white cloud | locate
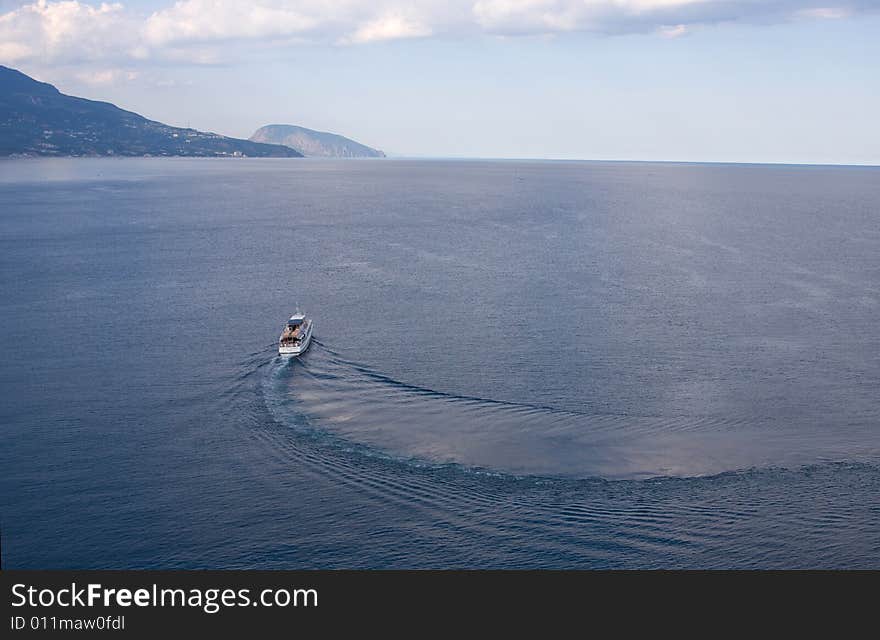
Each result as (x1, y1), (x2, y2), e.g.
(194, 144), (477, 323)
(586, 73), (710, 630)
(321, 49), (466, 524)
(346, 13), (432, 44)
(471, 0), (713, 34)
(143, 1), (323, 46)
(74, 67), (138, 84)
(658, 23), (689, 38)
(0, 40), (31, 60)
(1, 0), (878, 68)
(0, 0), (136, 62)
(143, 1), (447, 46)
(797, 6), (853, 19)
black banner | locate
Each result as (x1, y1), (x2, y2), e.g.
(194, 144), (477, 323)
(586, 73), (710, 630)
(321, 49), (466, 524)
(1, 569), (875, 635)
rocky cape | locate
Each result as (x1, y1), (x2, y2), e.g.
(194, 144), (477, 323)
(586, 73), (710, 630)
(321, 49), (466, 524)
(250, 124), (384, 158)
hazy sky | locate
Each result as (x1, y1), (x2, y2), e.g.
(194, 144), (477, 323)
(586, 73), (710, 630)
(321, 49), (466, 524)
(2, 1), (879, 164)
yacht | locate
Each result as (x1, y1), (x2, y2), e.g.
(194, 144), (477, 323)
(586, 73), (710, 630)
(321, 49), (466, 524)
(279, 312), (313, 356)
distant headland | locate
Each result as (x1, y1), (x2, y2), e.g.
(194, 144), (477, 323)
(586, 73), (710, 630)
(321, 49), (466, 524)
(250, 124), (384, 158)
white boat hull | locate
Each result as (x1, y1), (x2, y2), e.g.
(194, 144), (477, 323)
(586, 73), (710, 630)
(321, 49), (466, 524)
(279, 320), (313, 356)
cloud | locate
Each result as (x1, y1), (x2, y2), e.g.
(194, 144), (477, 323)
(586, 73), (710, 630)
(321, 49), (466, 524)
(74, 67), (138, 84)
(345, 13), (433, 44)
(470, 0), (874, 35)
(470, 0), (709, 34)
(143, 1), (445, 46)
(658, 23), (689, 38)
(0, 0), (136, 63)
(797, 6), (853, 19)
(143, 1), (324, 46)
(1, 0), (878, 68)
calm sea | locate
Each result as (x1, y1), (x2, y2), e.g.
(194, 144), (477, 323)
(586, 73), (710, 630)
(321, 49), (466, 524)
(1, 158), (878, 568)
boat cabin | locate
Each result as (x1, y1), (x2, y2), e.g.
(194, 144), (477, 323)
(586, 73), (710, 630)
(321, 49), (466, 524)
(281, 314), (306, 343)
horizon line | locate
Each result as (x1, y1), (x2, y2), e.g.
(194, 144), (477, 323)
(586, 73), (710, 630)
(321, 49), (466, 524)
(3, 155), (879, 168)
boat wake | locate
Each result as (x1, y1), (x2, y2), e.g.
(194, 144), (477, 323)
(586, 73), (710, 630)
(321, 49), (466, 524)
(240, 341), (880, 569)
(261, 341), (879, 480)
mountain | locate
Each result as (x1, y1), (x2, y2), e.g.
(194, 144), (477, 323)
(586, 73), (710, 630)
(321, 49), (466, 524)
(250, 124), (384, 158)
(0, 66), (301, 158)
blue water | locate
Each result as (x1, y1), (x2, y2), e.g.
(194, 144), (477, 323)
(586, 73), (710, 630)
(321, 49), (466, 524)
(1, 158), (879, 568)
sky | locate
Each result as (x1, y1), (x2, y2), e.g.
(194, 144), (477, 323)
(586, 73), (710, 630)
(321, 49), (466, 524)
(1, 1), (879, 164)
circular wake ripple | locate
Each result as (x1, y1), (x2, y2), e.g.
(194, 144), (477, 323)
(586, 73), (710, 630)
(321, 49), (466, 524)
(263, 341), (880, 480)
(240, 342), (880, 568)
(251, 371), (880, 567)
